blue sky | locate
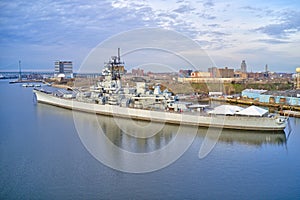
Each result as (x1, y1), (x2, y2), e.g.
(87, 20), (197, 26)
(0, 0), (299, 72)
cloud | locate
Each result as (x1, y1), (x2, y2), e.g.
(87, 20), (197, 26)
(195, 12), (217, 20)
(255, 10), (300, 38)
(240, 6), (262, 12)
(207, 24), (220, 28)
(173, 4), (195, 13)
(203, 0), (214, 8)
(0, 0), (157, 47)
(255, 39), (291, 44)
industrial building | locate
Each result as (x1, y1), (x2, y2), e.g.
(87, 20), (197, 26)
(241, 89), (267, 100)
(241, 89), (300, 106)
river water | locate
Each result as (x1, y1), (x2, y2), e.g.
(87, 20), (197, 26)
(0, 80), (299, 199)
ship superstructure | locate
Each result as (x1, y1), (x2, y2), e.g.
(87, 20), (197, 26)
(84, 48), (184, 111)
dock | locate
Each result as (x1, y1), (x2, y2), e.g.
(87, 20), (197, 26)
(279, 110), (300, 118)
(9, 79), (44, 84)
(210, 97), (300, 117)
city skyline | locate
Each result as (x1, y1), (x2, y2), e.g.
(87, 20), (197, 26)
(0, 0), (299, 73)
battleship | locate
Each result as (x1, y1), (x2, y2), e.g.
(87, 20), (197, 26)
(33, 49), (288, 131)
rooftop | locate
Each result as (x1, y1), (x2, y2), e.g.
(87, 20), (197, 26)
(242, 89), (268, 94)
(265, 89), (300, 97)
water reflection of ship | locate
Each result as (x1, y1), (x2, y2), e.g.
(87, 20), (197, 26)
(87, 113), (287, 150)
(36, 102), (287, 164)
(197, 128), (286, 146)
(96, 114), (177, 153)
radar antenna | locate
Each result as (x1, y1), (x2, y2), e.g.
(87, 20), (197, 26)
(104, 48), (125, 80)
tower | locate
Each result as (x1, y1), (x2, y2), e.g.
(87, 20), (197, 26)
(296, 68), (300, 89)
(241, 60), (247, 73)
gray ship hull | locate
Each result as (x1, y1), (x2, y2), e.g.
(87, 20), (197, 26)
(34, 90), (287, 131)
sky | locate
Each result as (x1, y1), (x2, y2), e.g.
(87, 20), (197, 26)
(0, 0), (299, 73)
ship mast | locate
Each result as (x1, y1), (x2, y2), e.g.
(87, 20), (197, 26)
(118, 47), (121, 63)
(109, 48), (124, 81)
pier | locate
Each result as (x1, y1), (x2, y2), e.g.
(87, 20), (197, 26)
(210, 97), (300, 117)
(9, 79), (44, 84)
(279, 110), (300, 118)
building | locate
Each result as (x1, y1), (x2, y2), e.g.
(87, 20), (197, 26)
(242, 88), (300, 106)
(247, 72), (265, 80)
(132, 68), (144, 76)
(234, 71), (247, 79)
(191, 71), (211, 78)
(208, 67), (234, 78)
(241, 89), (267, 100)
(208, 67), (220, 78)
(54, 61), (73, 78)
(260, 90), (300, 106)
(219, 67), (234, 78)
(240, 60), (247, 73)
(179, 69), (193, 77)
(177, 77), (235, 83)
